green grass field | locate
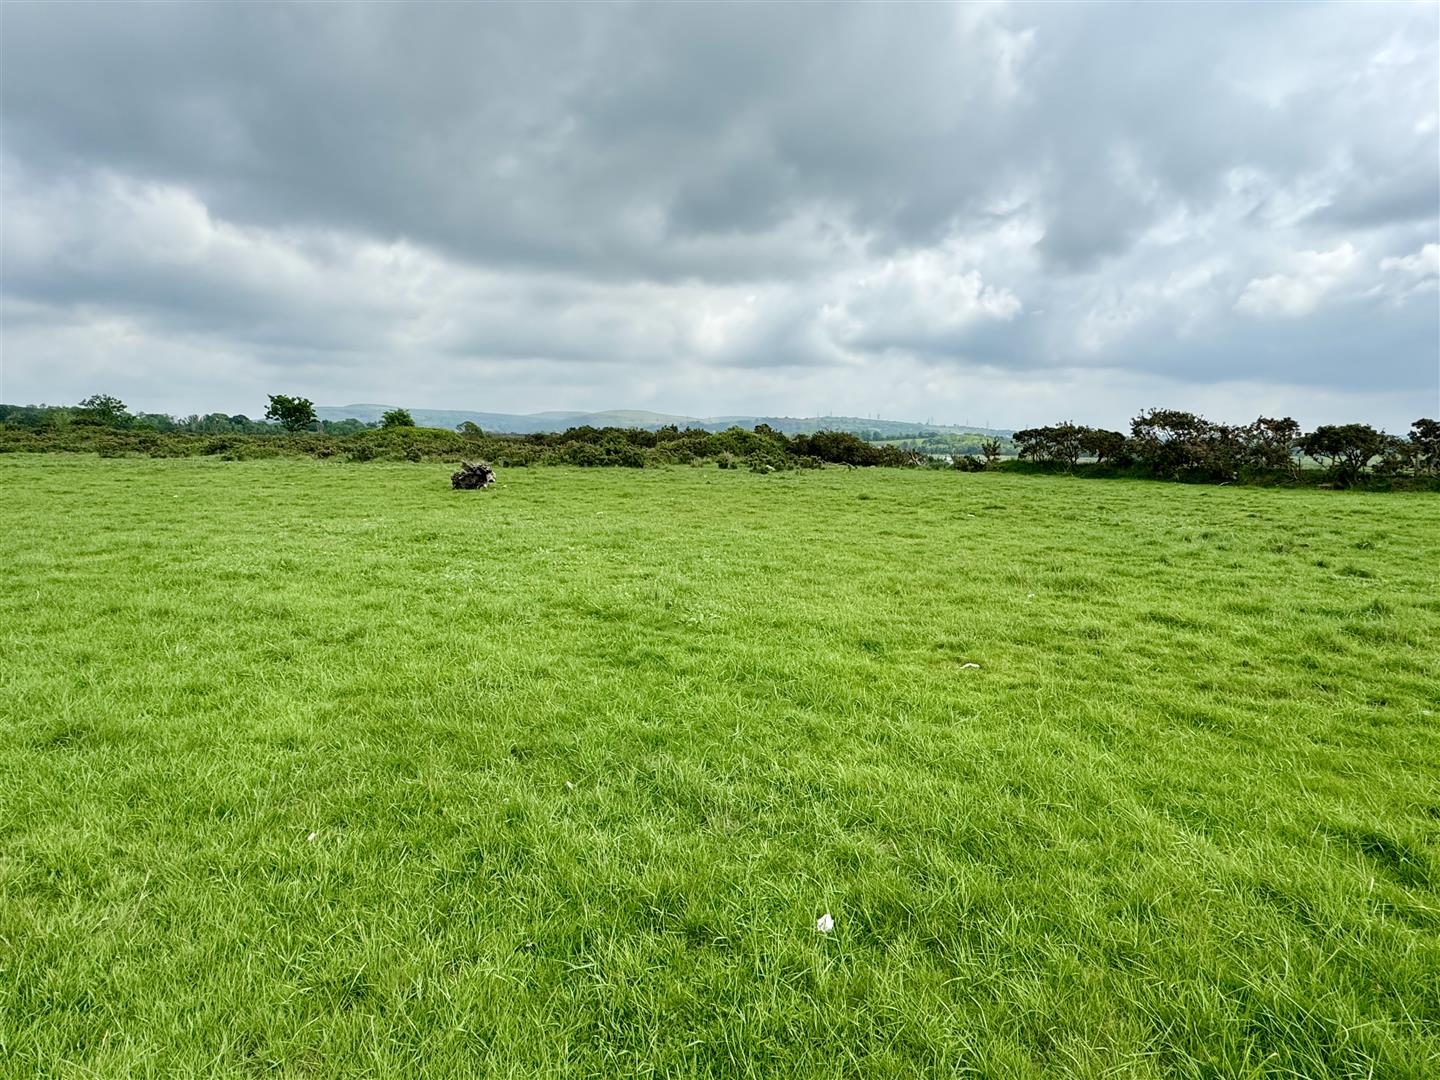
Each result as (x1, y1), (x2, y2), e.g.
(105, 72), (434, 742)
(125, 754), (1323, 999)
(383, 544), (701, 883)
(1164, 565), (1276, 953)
(3, 456), (1437, 1078)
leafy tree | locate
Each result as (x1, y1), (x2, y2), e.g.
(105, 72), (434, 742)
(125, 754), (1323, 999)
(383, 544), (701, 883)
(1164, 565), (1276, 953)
(457, 421), (484, 437)
(1298, 423), (1389, 484)
(1129, 409), (1244, 480)
(322, 418), (370, 435)
(0, 404), (53, 429)
(1374, 435), (1418, 477)
(1408, 418), (1440, 475)
(76, 394), (129, 427)
(265, 394), (317, 432)
(1079, 428), (1127, 465)
(131, 411), (178, 432)
(980, 437), (1003, 465)
(1238, 416), (1302, 475)
(381, 408), (415, 428)
(1013, 423), (1085, 470)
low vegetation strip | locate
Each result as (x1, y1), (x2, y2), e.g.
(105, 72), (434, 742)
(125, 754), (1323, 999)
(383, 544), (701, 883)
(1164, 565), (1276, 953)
(4, 397), (1437, 488)
(0, 408), (921, 470)
(2, 456), (1437, 1076)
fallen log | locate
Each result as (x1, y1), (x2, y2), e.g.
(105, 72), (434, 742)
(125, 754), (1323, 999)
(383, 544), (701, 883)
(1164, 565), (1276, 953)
(451, 460), (496, 489)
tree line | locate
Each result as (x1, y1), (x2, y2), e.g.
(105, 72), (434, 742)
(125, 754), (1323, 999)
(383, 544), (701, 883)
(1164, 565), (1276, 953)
(1011, 410), (1439, 485)
(0, 394), (922, 469)
(0, 394), (434, 436)
(3, 394), (1436, 487)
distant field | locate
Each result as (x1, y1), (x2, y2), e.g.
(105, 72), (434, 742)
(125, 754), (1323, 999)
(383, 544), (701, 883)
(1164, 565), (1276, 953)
(2, 455), (1437, 1078)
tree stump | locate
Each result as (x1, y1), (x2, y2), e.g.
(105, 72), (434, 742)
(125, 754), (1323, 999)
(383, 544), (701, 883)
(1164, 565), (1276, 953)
(451, 460), (496, 489)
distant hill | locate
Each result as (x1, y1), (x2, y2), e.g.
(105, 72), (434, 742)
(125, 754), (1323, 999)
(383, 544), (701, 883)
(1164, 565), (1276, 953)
(316, 404), (1011, 438)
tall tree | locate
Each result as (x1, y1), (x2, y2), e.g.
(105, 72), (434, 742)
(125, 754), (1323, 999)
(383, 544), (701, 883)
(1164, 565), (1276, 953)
(264, 394), (317, 432)
(76, 394), (129, 427)
(1408, 418), (1440, 475)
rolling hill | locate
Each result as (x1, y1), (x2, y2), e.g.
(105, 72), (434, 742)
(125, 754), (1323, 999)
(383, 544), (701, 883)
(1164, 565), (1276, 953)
(315, 404), (1011, 438)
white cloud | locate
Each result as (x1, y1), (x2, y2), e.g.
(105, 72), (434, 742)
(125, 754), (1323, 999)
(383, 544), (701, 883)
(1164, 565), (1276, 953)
(820, 250), (1022, 356)
(1235, 243), (1360, 317)
(1380, 242), (1440, 276)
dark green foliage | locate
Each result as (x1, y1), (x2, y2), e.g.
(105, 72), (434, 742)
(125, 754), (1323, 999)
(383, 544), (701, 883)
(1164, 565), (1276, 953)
(0, 403), (58, 429)
(319, 418), (372, 435)
(1012, 423), (1128, 470)
(1079, 427), (1128, 465)
(1001, 411), (1434, 490)
(76, 394), (130, 427)
(789, 429), (923, 467)
(1405, 418), (1439, 475)
(1128, 408), (1238, 480)
(1127, 411), (1299, 482)
(0, 400), (918, 471)
(4, 397), (1437, 491)
(1298, 424), (1391, 485)
(1013, 423), (1086, 470)
(264, 394), (317, 432)
(868, 431), (1016, 457)
(1236, 416), (1301, 476)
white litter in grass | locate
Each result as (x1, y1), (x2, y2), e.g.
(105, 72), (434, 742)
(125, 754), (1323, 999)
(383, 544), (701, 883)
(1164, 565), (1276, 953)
(816, 913), (834, 933)
(307, 832), (317, 841)
(564, 780), (576, 791)
(960, 662), (981, 670)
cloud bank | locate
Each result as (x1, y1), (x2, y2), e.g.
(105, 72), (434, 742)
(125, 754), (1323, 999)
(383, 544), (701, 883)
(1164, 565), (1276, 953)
(3, 1), (1436, 428)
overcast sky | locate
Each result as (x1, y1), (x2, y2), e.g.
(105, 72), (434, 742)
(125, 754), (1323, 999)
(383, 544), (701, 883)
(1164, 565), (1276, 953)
(3, 1), (1437, 428)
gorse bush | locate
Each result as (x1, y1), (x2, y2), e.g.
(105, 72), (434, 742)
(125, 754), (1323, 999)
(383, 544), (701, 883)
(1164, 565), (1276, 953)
(1015, 411), (1437, 490)
(1, 400), (936, 473)
(3, 395), (1436, 489)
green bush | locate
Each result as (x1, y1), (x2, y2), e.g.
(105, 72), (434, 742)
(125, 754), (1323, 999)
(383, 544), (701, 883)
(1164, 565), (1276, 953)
(611, 445), (647, 468)
(347, 442), (380, 462)
(566, 444), (608, 467)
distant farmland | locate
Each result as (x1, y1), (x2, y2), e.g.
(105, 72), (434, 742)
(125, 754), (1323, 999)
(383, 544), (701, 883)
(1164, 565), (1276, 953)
(3, 456), (1437, 1077)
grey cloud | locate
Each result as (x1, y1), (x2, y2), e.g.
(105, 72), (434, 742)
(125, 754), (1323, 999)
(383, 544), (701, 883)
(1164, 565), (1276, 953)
(1, 1), (1437, 425)
(1308, 166), (1440, 229)
(10, 1), (1357, 276)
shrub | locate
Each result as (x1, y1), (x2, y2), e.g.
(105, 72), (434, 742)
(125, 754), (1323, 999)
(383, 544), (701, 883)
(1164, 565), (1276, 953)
(1298, 424), (1391, 485)
(1129, 409), (1240, 481)
(611, 445), (647, 468)
(1013, 424), (1085, 470)
(1406, 418), (1439, 475)
(566, 443), (608, 467)
(347, 442), (380, 462)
